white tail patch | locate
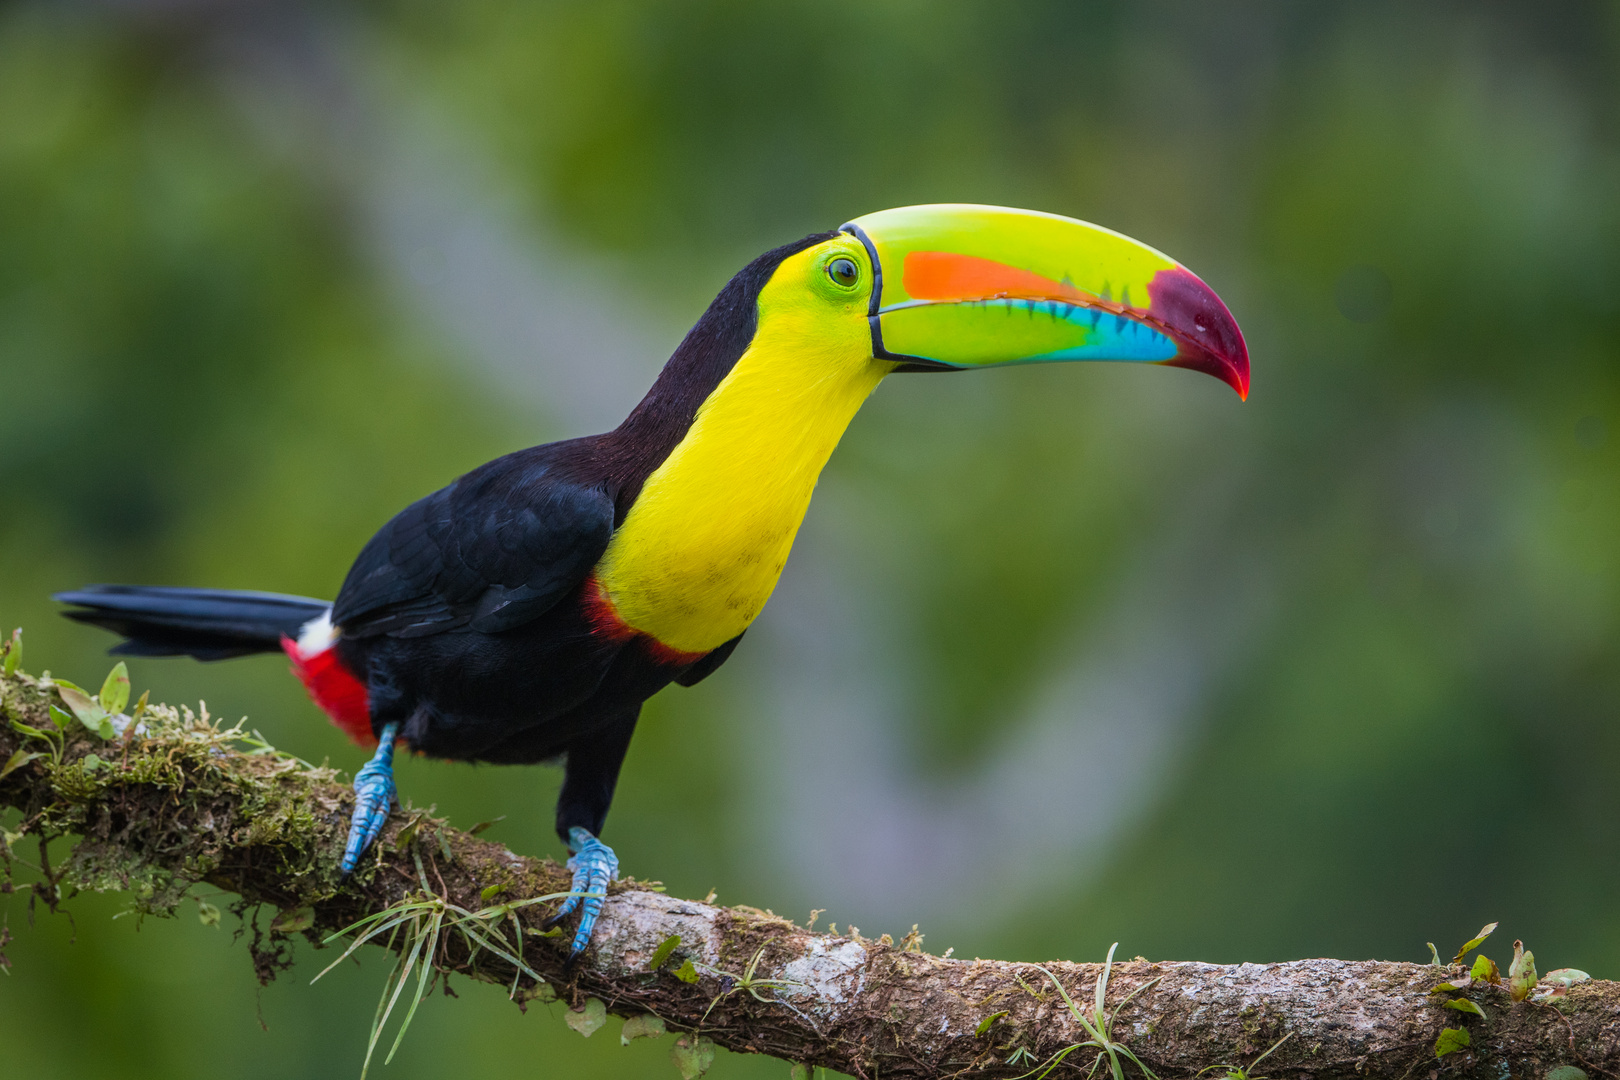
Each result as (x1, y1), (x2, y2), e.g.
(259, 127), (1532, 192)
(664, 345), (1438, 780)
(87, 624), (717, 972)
(295, 609), (336, 658)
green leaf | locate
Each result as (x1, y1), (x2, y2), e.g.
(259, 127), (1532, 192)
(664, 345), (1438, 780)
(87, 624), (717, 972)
(1546, 1067), (1589, 1080)
(521, 981), (558, 1004)
(1453, 922), (1498, 964)
(1430, 975), (1472, 994)
(480, 883), (507, 903)
(81, 753), (102, 772)
(1434, 1028), (1471, 1058)
(1444, 998), (1486, 1019)
(393, 815), (423, 852)
(47, 705), (71, 731)
(57, 685), (113, 739)
(12, 713), (56, 745)
(620, 1014), (666, 1045)
(1470, 954), (1501, 985)
(565, 998), (606, 1038)
(130, 689), (149, 722)
(99, 662), (129, 716)
(670, 1034), (716, 1080)
(270, 906), (315, 933)
(648, 934), (681, 971)
(467, 816), (506, 835)
(1509, 941), (1536, 1002)
(790, 1065), (811, 1080)
(1427, 942), (1443, 966)
(197, 901), (221, 927)
(3, 628), (20, 677)
(1543, 968), (1591, 988)
(976, 1010), (1009, 1036)
(0, 749), (42, 781)
(673, 959), (699, 984)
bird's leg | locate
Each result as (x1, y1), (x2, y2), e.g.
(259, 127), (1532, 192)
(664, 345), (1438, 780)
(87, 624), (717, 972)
(546, 826), (620, 959)
(543, 706), (639, 959)
(340, 721), (400, 876)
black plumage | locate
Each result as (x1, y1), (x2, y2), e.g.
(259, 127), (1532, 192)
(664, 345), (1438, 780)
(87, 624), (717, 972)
(54, 585), (327, 659)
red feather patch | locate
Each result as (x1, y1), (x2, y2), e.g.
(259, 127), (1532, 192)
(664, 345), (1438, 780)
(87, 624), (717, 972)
(281, 637), (374, 747)
(582, 577), (706, 667)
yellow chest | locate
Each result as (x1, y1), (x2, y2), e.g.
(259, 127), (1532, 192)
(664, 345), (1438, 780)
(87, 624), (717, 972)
(594, 311), (886, 655)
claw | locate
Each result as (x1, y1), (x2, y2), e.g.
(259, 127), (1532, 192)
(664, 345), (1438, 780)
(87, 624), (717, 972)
(340, 722), (400, 877)
(544, 826), (619, 959)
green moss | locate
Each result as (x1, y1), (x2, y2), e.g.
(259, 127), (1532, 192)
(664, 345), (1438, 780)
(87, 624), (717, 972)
(1, 664), (350, 918)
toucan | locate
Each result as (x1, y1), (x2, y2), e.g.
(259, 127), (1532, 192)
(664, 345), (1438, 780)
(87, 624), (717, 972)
(56, 204), (1248, 956)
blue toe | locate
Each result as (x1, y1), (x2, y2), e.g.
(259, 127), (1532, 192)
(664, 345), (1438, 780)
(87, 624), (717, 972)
(340, 723), (400, 877)
(556, 826), (619, 958)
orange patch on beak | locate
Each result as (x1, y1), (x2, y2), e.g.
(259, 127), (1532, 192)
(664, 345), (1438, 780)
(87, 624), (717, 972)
(901, 251), (1092, 305)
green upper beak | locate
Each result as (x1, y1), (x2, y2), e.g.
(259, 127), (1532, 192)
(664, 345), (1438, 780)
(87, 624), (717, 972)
(841, 204), (1249, 398)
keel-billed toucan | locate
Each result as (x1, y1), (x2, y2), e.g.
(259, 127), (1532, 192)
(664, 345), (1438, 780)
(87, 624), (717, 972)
(57, 204), (1248, 955)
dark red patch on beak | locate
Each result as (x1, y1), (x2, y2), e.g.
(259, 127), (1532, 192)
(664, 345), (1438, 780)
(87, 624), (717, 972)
(1146, 267), (1250, 399)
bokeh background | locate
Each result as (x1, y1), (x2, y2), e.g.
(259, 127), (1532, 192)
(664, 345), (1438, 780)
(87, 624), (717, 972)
(3, 1), (1619, 1076)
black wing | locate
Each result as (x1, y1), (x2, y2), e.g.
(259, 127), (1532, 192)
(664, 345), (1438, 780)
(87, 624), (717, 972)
(333, 450), (614, 639)
(673, 632), (743, 686)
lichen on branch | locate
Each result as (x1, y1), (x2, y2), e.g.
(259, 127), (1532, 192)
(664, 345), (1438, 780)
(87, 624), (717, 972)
(3, 650), (1619, 1080)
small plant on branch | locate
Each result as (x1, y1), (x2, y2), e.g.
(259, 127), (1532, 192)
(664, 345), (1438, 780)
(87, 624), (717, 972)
(1018, 943), (1162, 1080)
(312, 848), (568, 1078)
(1196, 1032), (1294, 1080)
(694, 943), (814, 1029)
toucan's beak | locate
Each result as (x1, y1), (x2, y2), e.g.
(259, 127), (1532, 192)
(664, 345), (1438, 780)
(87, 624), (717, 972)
(841, 204), (1249, 399)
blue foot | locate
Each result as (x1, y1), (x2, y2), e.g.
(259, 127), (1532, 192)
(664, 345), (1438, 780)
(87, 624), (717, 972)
(340, 722), (400, 877)
(546, 826), (619, 959)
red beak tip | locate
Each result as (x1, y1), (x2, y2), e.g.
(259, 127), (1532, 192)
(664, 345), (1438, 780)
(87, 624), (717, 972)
(1145, 267), (1249, 402)
(1160, 348), (1250, 400)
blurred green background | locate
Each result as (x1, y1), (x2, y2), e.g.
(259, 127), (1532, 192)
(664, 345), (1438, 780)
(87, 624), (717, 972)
(3, 1), (1619, 1076)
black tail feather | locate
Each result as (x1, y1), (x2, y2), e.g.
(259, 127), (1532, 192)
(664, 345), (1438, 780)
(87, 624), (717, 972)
(55, 585), (330, 661)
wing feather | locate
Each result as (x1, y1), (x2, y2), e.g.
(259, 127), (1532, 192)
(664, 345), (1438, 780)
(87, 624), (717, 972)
(333, 451), (613, 639)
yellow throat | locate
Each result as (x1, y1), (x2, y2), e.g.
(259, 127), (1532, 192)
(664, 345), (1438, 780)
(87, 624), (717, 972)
(594, 241), (889, 655)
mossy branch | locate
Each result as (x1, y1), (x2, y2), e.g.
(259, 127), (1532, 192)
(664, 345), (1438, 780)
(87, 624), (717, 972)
(3, 657), (1618, 1080)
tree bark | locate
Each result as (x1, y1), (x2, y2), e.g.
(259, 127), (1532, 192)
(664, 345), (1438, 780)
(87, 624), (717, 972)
(1, 662), (1614, 1080)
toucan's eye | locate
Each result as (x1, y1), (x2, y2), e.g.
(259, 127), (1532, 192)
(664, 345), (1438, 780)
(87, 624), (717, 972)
(827, 257), (859, 288)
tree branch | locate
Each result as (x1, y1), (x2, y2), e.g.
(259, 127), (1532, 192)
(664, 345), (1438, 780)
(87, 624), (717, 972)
(2, 659), (1616, 1080)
